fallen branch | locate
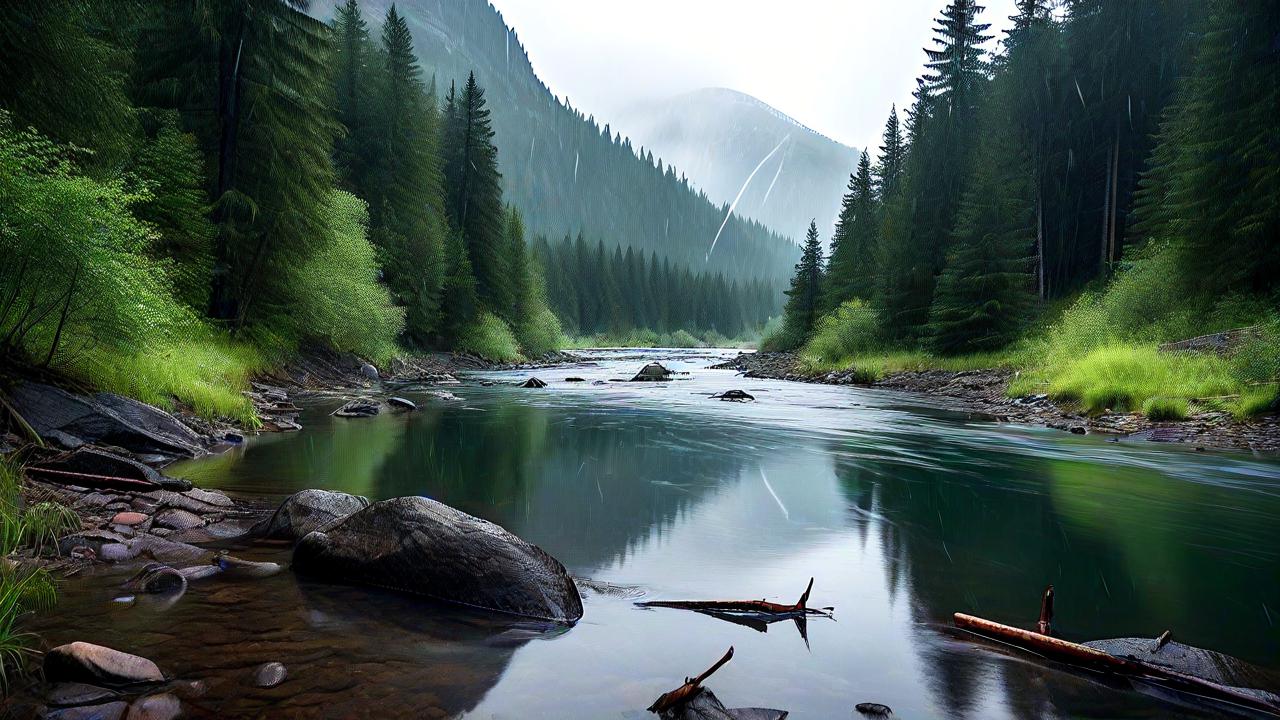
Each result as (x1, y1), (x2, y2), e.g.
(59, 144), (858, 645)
(25, 466), (156, 490)
(953, 613), (1280, 716)
(647, 646), (734, 714)
(637, 577), (833, 618)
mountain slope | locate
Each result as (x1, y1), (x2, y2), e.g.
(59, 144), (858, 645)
(619, 88), (861, 240)
(348, 0), (800, 286)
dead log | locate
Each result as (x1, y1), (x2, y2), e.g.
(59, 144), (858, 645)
(637, 578), (832, 618)
(953, 613), (1280, 716)
(25, 466), (158, 490)
(648, 646), (734, 714)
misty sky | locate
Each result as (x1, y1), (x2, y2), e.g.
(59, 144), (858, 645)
(488, 0), (1018, 153)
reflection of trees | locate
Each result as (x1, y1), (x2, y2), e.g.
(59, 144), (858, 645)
(378, 404), (752, 571)
(834, 448), (1280, 718)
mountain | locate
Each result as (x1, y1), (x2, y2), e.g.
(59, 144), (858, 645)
(618, 88), (861, 241)
(343, 0), (800, 286)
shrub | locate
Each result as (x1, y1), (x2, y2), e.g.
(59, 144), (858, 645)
(667, 329), (702, 348)
(802, 300), (882, 365)
(517, 304), (565, 358)
(1142, 396), (1189, 421)
(458, 312), (523, 362)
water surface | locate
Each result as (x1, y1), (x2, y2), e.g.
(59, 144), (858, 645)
(35, 349), (1280, 718)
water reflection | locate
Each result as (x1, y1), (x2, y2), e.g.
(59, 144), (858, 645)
(101, 350), (1280, 717)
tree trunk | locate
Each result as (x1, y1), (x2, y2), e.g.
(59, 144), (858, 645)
(1035, 181), (1045, 301)
(1099, 140), (1113, 276)
(1108, 131), (1120, 264)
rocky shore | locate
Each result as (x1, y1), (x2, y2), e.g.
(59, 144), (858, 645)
(713, 351), (1280, 453)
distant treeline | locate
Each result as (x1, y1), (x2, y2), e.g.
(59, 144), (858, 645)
(533, 235), (778, 339)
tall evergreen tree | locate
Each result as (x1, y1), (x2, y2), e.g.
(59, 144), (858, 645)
(873, 106), (906, 200)
(443, 72), (508, 315)
(780, 221), (825, 345)
(332, 0), (374, 194)
(823, 151), (879, 309)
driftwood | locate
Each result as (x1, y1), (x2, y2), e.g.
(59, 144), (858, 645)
(1152, 630), (1172, 653)
(1037, 584), (1054, 635)
(953, 613), (1280, 716)
(637, 578), (832, 619)
(648, 646), (734, 714)
(25, 466), (157, 490)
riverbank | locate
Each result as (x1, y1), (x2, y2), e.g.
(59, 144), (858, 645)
(714, 351), (1280, 453)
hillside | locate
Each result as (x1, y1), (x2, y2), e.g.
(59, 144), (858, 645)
(349, 0), (800, 286)
(620, 87), (861, 239)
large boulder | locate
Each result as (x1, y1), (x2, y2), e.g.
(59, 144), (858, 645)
(251, 489), (370, 541)
(293, 496), (583, 623)
(10, 383), (205, 458)
(44, 642), (164, 686)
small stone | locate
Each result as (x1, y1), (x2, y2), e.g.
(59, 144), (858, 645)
(104, 502), (131, 512)
(252, 661), (287, 688)
(47, 681), (119, 707)
(359, 362), (380, 380)
(125, 692), (181, 720)
(387, 396), (416, 411)
(99, 543), (133, 562)
(150, 528), (172, 538)
(44, 642), (164, 686)
(153, 508), (203, 532)
(108, 524), (136, 538)
(111, 512), (147, 527)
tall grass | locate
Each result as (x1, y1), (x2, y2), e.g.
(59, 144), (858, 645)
(0, 458), (64, 691)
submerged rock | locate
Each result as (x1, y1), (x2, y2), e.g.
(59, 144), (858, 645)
(251, 489), (370, 541)
(44, 642), (164, 686)
(293, 496), (583, 623)
(657, 688), (787, 720)
(332, 398), (381, 418)
(252, 661), (288, 688)
(631, 362), (673, 382)
(121, 563), (187, 595)
(216, 555), (284, 579)
(124, 692), (181, 720)
(711, 390), (755, 402)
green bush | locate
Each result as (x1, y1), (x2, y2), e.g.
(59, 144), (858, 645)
(1142, 396), (1189, 421)
(458, 312), (523, 362)
(802, 300), (882, 364)
(517, 303), (566, 357)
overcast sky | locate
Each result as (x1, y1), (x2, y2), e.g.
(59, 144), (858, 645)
(487, 1), (1018, 153)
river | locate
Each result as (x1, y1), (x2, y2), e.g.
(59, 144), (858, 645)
(32, 349), (1280, 718)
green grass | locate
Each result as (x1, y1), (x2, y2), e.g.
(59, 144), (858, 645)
(1237, 385), (1280, 419)
(1142, 396), (1189, 421)
(0, 458), (64, 692)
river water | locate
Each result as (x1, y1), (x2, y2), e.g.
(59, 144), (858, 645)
(32, 349), (1280, 718)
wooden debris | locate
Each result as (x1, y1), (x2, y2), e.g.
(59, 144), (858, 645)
(953, 613), (1280, 715)
(648, 646), (734, 714)
(1037, 584), (1054, 635)
(25, 467), (156, 490)
(637, 578), (832, 619)
(1151, 629), (1172, 653)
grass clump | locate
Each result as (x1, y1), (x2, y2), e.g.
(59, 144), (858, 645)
(1031, 345), (1235, 414)
(1237, 385), (1279, 419)
(1142, 396), (1189, 421)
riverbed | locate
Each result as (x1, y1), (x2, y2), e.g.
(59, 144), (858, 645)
(31, 349), (1280, 718)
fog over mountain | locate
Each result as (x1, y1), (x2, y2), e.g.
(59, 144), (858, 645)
(620, 87), (862, 240)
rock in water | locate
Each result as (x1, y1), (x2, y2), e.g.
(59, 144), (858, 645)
(47, 682), (120, 707)
(631, 362), (673, 382)
(124, 693), (181, 720)
(332, 398), (381, 418)
(252, 661), (287, 688)
(121, 563), (187, 595)
(855, 702), (893, 717)
(520, 377), (548, 388)
(46, 701), (129, 720)
(359, 363), (380, 380)
(293, 496), (583, 623)
(657, 688), (788, 720)
(44, 642), (164, 686)
(387, 396), (416, 411)
(252, 489), (370, 541)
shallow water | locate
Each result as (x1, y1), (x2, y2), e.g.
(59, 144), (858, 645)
(32, 349), (1280, 718)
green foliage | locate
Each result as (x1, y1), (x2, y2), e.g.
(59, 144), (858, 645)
(801, 300), (883, 364)
(457, 311), (522, 362)
(0, 459), (62, 692)
(1033, 345), (1236, 414)
(777, 221), (825, 348)
(1142, 396), (1188, 421)
(0, 565), (56, 693)
(823, 152), (879, 310)
(1237, 386), (1279, 419)
(279, 191), (404, 365)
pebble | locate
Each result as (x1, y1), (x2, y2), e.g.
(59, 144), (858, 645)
(111, 512), (147, 526)
(252, 661), (288, 688)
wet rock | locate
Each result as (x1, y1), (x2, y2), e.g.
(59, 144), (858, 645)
(152, 508), (203, 532)
(387, 396), (416, 411)
(138, 489), (229, 515)
(182, 488), (233, 509)
(100, 535), (215, 565)
(251, 489), (370, 541)
(10, 382), (205, 458)
(111, 512), (147, 527)
(855, 702), (893, 716)
(216, 555), (283, 579)
(46, 701), (129, 720)
(519, 377), (548, 388)
(359, 363), (380, 380)
(47, 682), (119, 707)
(124, 692), (181, 720)
(631, 362), (673, 382)
(564, 377), (586, 382)
(711, 390), (755, 402)
(168, 519), (256, 545)
(122, 563), (187, 595)
(332, 398), (381, 418)
(252, 661), (287, 688)
(657, 688), (787, 720)
(293, 496), (583, 623)
(44, 642), (164, 686)
(30, 448), (190, 492)
(178, 564), (222, 582)
(59, 529), (128, 557)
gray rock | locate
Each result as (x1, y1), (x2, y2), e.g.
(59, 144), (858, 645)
(251, 489), (370, 541)
(657, 688), (788, 720)
(47, 681), (119, 707)
(152, 508), (203, 532)
(252, 661), (287, 688)
(177, 564), (222, 582)
(215, 555), (283, 579)
(124, 693), (181, 720)
(331, 398), (381, 417)
(359, 363), (380, 380)
(181, 488), (233, 508)
(44, 642), (164, 686)
(387, 396), (416, 411)
(122, 563), (187, 595)
(855, 702), (893, 717)
(58, 530), (129, 557)
(46, 701), (129, 720)
(10, 383), (204, 458)
(519, 377), (547, 388)
(99, 535), (215, 565)
(293, 496), (583, 623)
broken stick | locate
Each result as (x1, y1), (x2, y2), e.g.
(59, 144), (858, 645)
(647, 646), (734, 714)
(1037, 584), (1054, 635)
(637, 577), (832, 618)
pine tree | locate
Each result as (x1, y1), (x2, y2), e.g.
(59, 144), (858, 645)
(332, 0), (374, 194)
(504, 205), (531, 325)
(874, 107), (906, 199)
(437, 230), (478, 345)
(443, 72), (509, 316)
(823, 151), (879, 309)
(780, 221), (825, 346)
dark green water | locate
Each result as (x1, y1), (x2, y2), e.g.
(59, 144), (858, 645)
(34, 349), (1280, 718)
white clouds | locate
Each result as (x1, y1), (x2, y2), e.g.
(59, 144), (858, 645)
(488, 0), (1017, 152)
